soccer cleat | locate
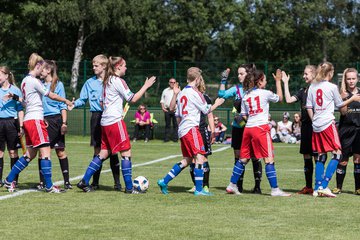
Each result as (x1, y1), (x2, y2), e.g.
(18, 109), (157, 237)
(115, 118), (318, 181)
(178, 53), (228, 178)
(4, 180), (16, 193)
(251, 187), (262, 194)
(318, 187), (336, 198)
(297, 186), (314, 195)
(194, 189), (213, 196)
(124, 188), (142, 194)
(157, 179), (169, 195)
(64, 182), (73, 190)
(45, 185), (65, 193)
(144, 138), (149, 143)
(36, 182), (45, 190)
(332, 187), (341, 194)
(313, 190), (319, 197)
(203, 186), (209, 193)
(226, 183), (242, 195)
(114, 183), (122, 192)
(77, 180), (94, 192)
(187, 186), (196, 193)
(271, 188), (291, 197)
(0, 180), (4, 188)
(355, 189), (360, 195)
(91, 183), (100, 190)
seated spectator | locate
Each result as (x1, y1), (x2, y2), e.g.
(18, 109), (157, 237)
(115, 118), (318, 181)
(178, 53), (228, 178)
(277, 112), (293, 143)
(269, 114), (280, 142)
(210, 116), (227, 143)
(133, 104), (152, 142)
(291, 112), (301, 142)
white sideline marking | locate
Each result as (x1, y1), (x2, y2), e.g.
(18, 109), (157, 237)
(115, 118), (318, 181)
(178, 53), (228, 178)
(0, 146), (230, 201)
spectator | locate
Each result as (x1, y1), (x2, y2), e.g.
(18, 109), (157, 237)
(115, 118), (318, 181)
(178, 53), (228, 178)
(133, 104), (152, 142)
(268, 114), (280, 142)
(292, 113), (301, 142)
(277, 112), (293, 143)
(160, 78), (178, 142)
(212, 116), (227, 143)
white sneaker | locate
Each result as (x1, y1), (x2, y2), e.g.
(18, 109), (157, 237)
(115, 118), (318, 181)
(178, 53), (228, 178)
(318, 187), (336, 198)
(226, 183), (241, 195)
(45, 185), (65, 193)
(187, 186), (196, 193)
(313, 190), (319, 197)
(271, 188), (291, 197)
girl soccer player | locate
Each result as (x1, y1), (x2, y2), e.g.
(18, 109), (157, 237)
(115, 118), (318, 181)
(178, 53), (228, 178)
(333, 68), (360, 195)
(306, 62), (360, 197)
(77, 56), (156, 193)
(3, 53), (74, 193)
(218, 64), (263, 193)
(157, 67), (224, 196)
(0, 66), (23, 188)
(37, 60), (72, 189)
(226, 69), (291, 197)
(73, 54), (121, 191)
(282, 65), (317, 194)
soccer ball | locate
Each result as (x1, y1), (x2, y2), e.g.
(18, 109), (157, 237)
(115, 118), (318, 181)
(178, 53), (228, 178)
(133, 176), (149, 192)
(288, 137), (297, 144)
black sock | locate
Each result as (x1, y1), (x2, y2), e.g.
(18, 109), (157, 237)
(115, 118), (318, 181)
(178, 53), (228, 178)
(252, 159), (262, 189)
(304, 157), (314, 188)
(354, 163), (360, 190)
(0, 157), (3, 180)
(203, 161), (210, 187)
(189, 163), (195, 185)
(59, 157), (70, 183)
(336, 164), (347, 189)
(38, 158), (44, 184)
(110, 155), (120, 185)
(10, 157), (19, 183)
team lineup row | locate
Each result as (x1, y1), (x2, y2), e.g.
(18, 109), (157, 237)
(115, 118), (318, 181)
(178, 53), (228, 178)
(0, 54), (359, 197)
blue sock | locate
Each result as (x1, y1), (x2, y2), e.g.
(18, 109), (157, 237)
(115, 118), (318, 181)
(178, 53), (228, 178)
(163, 163), (184, 184)
(265, 163), (278, 188)
(41, 159), (53, 189)
(194, 164), (204, 192)
(230, 160), (245, 184)
(315, 162), (325, 190)
(83, 155), (102, 185)
(121, 157), (133, 191)
(321, 159), (339, 189)
(6, 156), (30, 182)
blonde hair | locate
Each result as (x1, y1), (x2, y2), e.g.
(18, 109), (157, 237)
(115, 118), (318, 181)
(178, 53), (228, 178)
(315, 62), (334, 82)
(44, 60), (59, 92)
(341, 68), (358, 93)
(0, 65), (16, 85)
(187, 67), (202, 83)
(304, 65), (317, 81)
(92, 54), (110, 85)
(28, 53), (44, 71)
(198, 75), (206, 93)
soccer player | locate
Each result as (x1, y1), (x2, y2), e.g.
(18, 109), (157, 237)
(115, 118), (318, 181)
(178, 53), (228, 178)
(0, 65), (23, 188)
(333, 68), (360, 195)
(282, 65), (317, 194)
(226, 69), (291, 197)
(73, 54), (121, 191)
(157, 67), (224, 196)
(218, 64), (262, 194)
(36, 60), (72, 190)
(77, 56), (156, 193)
(3, 53), (74, 193)
(306, 62), (360, 197)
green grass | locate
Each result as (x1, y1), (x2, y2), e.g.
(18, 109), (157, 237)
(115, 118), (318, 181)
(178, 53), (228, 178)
(1, 136), (360, 240)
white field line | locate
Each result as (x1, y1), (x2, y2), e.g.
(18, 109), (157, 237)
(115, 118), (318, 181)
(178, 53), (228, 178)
(0, 146), (230, 201)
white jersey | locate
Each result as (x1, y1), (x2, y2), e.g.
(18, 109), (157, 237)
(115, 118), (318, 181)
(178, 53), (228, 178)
(277, 120), (292, 135)
(306, 80), (343, 132)
(101, 76), (134, 126)
(241, 88), (279, 127)
(21, 75), (50, 121)
(175, 86), (211, 138)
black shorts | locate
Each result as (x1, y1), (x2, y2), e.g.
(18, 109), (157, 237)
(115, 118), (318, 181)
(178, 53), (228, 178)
(339, 125), (360, 159)
(0, 118), (21, 151)
(231, 126), (244, 150)
(45, 114), (65, 149)
(199, 126), (212, 157)
(300, 122), (314, 155)
(90, 111), (102, 147)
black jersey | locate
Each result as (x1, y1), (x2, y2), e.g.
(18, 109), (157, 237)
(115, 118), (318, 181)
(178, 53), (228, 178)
(339, 88), (360, 127)
(294, 87), (311, 124)
(199, 93), (212, 130)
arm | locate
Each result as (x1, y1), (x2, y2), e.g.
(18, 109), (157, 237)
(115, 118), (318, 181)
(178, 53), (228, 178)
(207, 112), (215, 144)
(281, 71), (297, 103)
(272, 69), (283, 102)
(60, 109), (68, 135)
(130, 76), (156, 103)
(74, 82), (89, 108)
(210, 98), (225, 113)
(307, 109), (314, 121)
(221, 123), (227, 132)
(17, 110), (24, 136)
(160, 90), (168, 112)
(169, 83), (181, 111)
(48, 92), (73, 107)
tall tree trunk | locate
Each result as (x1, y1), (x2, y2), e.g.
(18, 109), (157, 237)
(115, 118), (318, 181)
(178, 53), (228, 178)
(70, 21), (85, 93)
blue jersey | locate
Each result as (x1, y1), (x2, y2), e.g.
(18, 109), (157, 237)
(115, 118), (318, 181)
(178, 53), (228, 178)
(43, 81), (67, 116)
(218, 84), (244, 128)
(74, 76), (103, 112)
(0, 85), (23, 118)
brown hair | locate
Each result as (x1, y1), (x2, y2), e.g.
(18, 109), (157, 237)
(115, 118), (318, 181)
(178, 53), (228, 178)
(137, 104), (147, 113)
(243, 70), (264, 91)
(315, 62), (334, 82)
(239, 63), (256, 74)
(187, 67), (202, 83)
(106, 56), (125, 85)
(341, 68), (358, 93)
(44, 60), (59, 92)
(198, 75), (206, 93)
(28, 53), (44, 71)
(0, 65), (16, 85)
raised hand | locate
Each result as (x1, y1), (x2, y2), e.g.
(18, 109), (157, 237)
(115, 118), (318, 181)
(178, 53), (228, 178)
(173, 82), (181, 95)
(220, 68), (230, 84)
(144, 76), (156, 88)
(272, 69), (282, 82)
(281, 71), (290, 84)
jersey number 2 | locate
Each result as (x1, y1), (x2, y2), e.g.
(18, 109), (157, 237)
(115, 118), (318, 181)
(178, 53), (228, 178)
(180, 96), (188, 115)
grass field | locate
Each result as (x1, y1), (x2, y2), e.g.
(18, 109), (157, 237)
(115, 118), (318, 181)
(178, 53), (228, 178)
(1, 135), (360, 240)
